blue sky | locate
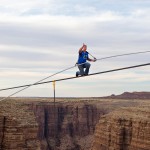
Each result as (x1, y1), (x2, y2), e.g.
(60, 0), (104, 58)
(0, 0), (150, 97)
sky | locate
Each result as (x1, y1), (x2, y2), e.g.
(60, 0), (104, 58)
(0, 0), (150, 97)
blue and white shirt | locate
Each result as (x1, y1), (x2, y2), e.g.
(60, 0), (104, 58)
(77, 51), (89, 64)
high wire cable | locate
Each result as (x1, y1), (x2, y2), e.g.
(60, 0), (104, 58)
(0, 63), (149, 101)
(0, 50), (150, 92)
(89, 50), (150, 61)
(0, 63), (87, 91)
(0, 65), (76, 97)
(0, 50), (149, 101)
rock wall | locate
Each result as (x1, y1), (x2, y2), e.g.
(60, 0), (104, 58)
(29, 102), (105, 150)
(0, 98), (122, 150)
(92, 106), (150, 150)
(0, 100), (41, 150)
(0, 98), (149, 150)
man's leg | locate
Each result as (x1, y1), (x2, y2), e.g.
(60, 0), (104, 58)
(84, 62), (91, 75)
(76, 71), (80, 77)
(78, 64), (85, 76)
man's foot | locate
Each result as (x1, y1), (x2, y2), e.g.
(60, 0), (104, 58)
(76, 72), (79, 77)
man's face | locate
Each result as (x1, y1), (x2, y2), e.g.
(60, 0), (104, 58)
(83, 45), (87, 51)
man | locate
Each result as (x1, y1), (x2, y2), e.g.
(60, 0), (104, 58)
(76, 43), (96, 77)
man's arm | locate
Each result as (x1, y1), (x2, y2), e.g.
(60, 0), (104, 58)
(79, 43), (86, 53)
(87, 58), (97, 62)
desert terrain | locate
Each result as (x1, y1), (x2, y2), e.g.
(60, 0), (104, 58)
(0, 92), (150, 150)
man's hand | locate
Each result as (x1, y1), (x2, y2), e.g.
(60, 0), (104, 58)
(79, 43), (86, 53)
(93, 58), (97, 62)
(82, 43), (86, 49)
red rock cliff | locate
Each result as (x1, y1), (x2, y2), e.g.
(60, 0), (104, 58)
(0, 98), (148, 150)
(29, 101), (104, 150)
(0, 100), (41, 150)
(92, 106), (150, 150)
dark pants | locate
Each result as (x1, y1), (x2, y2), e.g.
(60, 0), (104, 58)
(76, 62), (91, 76)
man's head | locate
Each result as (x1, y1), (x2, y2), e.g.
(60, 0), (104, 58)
(83, 45), (87, 51)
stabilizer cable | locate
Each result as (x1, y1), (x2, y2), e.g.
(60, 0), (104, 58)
(0, 62), (149, 101)
(0, 50), (150, 102)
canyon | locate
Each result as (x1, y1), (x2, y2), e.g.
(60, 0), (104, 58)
(0, 92), (149, 150)
(92, 105), (150, 150)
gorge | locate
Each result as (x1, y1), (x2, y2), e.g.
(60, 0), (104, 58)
(0, 92), (149, 150)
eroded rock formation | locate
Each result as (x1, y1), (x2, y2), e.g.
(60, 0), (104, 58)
(92, 106), (150, 150)
(0, 100), (41, 150)
(29, 102), (104, 150)
(0, 97), (149, 150)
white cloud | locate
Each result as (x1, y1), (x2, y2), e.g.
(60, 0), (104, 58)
(130, 8), (150, 18)
(0, 1), (150, 97)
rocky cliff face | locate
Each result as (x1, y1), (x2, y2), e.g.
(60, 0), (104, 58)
(28, 98), (144, 150)
(0, 98), (149, 150)
(92, 106), (150, 150)
(0, 100), (41, 150)
(29, 101), (104, 150)
(0, 99), (104, 150)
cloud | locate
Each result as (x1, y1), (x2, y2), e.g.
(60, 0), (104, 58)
(0, 0), (150, 97)
(1, 0), (150, 17)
